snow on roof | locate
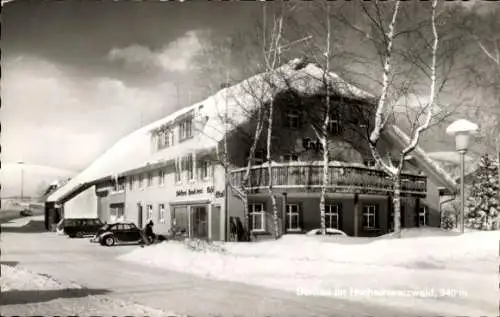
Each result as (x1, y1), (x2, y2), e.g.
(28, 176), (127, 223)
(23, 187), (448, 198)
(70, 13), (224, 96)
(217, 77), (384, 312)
(47, 59), (373, 203)
(387, 125), (458, 192)
(445, 119), (479, 135)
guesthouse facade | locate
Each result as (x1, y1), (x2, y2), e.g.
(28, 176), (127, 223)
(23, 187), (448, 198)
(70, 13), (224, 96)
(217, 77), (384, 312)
(46, 59), (457, 239)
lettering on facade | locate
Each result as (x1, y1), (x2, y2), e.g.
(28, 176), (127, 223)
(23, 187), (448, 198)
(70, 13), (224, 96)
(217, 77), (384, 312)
(215, 191), (224, 198)
(176, 190), (188, 196)
(175, 186), (223, 197)
(176, 188), (203, 196)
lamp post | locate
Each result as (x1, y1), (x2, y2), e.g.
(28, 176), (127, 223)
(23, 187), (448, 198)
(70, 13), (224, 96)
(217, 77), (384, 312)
(446, 119), (478, 234)
(17, 161), (25, 202)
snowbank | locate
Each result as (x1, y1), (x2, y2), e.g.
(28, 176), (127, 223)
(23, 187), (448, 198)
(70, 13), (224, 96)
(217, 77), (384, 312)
(119, 229), (498, 315)
(1, 264), (180, 317)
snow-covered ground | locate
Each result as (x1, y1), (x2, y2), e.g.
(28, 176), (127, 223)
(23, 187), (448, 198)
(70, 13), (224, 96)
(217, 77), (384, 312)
(0, 264), (181, 317)
(119, 228), (498, 316)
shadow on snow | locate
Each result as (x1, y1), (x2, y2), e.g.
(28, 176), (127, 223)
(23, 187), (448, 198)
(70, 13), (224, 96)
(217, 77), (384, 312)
(0, 288), (110, 305)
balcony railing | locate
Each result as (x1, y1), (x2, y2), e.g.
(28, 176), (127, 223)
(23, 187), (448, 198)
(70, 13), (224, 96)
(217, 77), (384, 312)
(230, 162), (427, 195)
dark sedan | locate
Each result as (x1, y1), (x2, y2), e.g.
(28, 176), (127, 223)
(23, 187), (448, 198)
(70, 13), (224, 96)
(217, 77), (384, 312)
(64, 218), (105, 238)
(92, 222), (145, 246)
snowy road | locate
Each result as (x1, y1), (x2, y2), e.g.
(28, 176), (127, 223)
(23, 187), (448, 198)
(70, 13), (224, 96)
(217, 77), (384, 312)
(1, 218), (432, 317)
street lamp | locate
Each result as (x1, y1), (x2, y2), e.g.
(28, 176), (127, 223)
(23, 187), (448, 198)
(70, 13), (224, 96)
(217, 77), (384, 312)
(446, 119), (478, 234)
(17, 161), (25, 202)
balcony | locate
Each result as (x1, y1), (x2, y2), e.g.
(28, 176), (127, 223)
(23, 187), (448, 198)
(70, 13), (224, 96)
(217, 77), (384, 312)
(230, 162), (427, 196)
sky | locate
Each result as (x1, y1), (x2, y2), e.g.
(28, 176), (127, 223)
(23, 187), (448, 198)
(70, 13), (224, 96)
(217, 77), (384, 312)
(2, 0), (497, 177)
(2, 1), (261, 172)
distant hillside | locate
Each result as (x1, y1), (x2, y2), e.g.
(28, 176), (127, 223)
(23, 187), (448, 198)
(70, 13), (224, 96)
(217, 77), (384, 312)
(0, 162), (75, 199)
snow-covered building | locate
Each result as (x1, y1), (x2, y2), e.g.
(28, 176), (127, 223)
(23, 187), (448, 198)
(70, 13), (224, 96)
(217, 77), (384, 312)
(45, 59), (457, 239)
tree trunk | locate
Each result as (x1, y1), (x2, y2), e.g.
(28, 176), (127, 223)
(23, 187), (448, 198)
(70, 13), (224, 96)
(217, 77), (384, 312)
(241, 193), (250, 240)
(266, 99), (280, 239)
(393, 173), (402, 237)
(319, 2), (331, 237)
(320, 137), (328, 235)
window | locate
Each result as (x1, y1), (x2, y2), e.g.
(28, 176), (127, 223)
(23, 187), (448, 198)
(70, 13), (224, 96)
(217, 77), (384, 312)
(328, 117), (342, 135)
(325, 204), (340, 229)
(419, 205), (428, 226)
(286, 204), (301, 232)
(117, 181), (125, 191)
(249, 203), (265, 232)
(147, 173), (153, 186)
(179, 118), (193, 141)
(286, 111), (300, 129)
(157, 131), (165, 150)
(110, 204), (125, 221)
(159, 204), (165, 223)
(164, 130), (171, 148)
(364, 159), (376, 167)
(128, 177), (134, 190)
(363, 205), (378, 229)
(158, 170), (165, 186)
(147, 204), (153, 220)
(175, 159), (181, 183)
(117, 205), (124, 219)
(138, 175), (144, 188)
(283, 154), (298, 162)
(182, 154), (194, 181)
(200, 160), (210, 179)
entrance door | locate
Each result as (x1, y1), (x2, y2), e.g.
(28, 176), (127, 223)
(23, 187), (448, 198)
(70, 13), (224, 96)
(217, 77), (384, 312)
(191, 206), (208, 239)
(211, 205), (221, 241)
(137, 204), (143, 228)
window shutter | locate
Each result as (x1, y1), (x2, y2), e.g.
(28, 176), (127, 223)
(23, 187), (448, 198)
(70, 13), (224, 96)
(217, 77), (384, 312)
(414, 199), (420, 227)
(401, 204), (406, 228)
(248, 204), (254, 230)
(425, 207), (429, 226)
(375, 204), (380, 229)
(387, 195), (393, 230)
(338, 203), (343, 230)
(298, 204), (304, 231)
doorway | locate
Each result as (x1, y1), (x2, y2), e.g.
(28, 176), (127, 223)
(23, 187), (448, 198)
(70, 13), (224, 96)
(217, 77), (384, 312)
(211, 205), (221, 241)
(191, 205), (208, 239)
(137, 204), (143, 228)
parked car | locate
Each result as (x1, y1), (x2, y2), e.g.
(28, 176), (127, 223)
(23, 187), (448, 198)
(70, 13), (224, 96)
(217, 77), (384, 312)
(63, 218), (105, 238)
(305, 228), (348, 236)
(92, 222), (146, 246)
(19, 209), (33, 217)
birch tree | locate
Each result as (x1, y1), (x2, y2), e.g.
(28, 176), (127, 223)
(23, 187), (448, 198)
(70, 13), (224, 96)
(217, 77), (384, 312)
(368, 0), (440, 237)
(263, 3), (284, 239)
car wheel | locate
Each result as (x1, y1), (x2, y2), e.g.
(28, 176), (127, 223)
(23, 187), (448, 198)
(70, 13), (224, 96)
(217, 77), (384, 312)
(69, 234), (76, 238)
(104, 236), (115, 246)
(76, 232), (83, 238)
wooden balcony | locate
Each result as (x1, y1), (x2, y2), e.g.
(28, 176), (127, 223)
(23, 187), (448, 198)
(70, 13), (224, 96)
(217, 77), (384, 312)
(230, 162), (427, 196)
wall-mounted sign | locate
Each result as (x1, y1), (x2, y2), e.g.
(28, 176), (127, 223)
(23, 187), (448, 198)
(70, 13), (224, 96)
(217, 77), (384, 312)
(176, 188), (204, 197)
(188, 188), (203, 195)
(175, 186), (224, 197)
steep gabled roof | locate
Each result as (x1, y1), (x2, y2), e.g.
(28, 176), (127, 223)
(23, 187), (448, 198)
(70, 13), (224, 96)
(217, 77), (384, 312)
(47, 59), (373, 203)
(48, 58), (456, 203)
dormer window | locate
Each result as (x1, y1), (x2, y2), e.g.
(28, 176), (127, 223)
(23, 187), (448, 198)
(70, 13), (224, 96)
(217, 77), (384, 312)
(364, 159), (376, 167)
(286, 110), (300, 129)
(328, 117), (342, 135)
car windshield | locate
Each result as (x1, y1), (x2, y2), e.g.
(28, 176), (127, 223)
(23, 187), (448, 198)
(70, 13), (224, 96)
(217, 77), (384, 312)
(100, 224), (111, 231)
